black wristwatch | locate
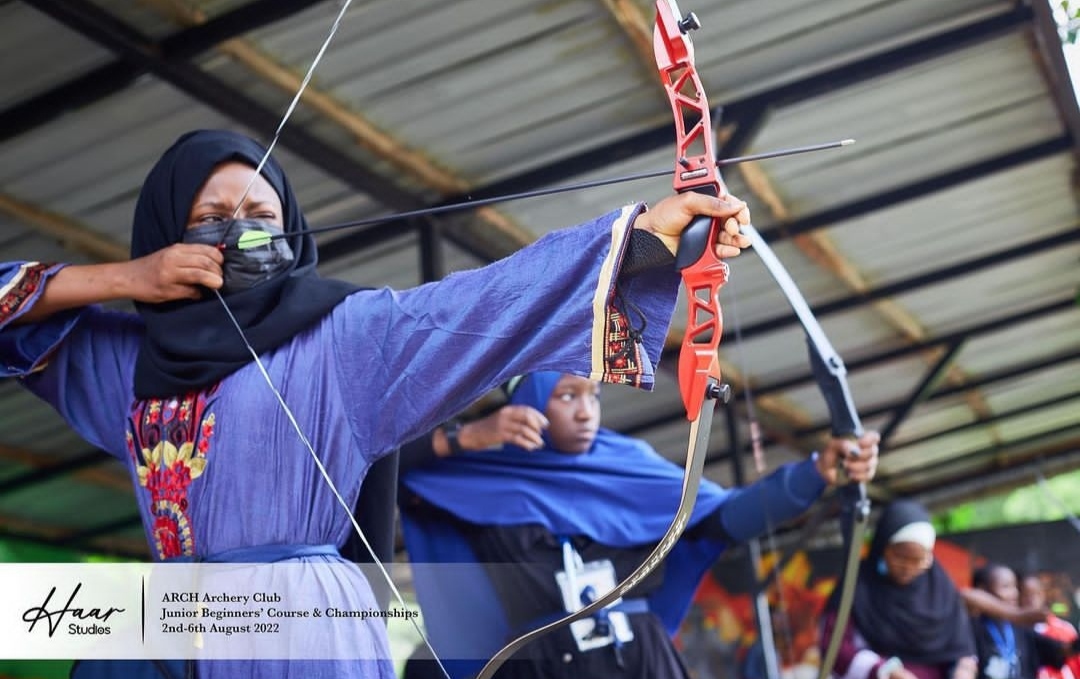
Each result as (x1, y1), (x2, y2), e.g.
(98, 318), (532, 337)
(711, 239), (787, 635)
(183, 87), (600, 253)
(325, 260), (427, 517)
(443, 421), (465, 456)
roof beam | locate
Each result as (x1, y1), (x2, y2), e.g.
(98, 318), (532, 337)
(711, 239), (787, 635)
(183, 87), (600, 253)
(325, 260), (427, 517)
(878, 340), (965, 446)
(912, 445), (1080, 511)
(629, 344), (1080, 449)
(418, 221), (444, 284)
(138, 0), (531, 256)
(0, 0), (324, 143)
(0, 443), (131, 494)
(21, 0), (506, 263)
(892, 390), (1080, 451)
(595, 0), (658, 86)
(755, 299), (1077, 396)
(884, 422), (1080, 487)
(758, 136), (1072, 244)
(20, 0), (418, 210)
(0, 450), (109, 495)
(54, 514), (143, 546)
(798, 348), (1080, 438)
(0, 193), (129, 261)
(729, 225), (1080, 341)
(159, 0), (326, 60)
(1032, 0), (1080, 159)
(439, 6), (1034, 205)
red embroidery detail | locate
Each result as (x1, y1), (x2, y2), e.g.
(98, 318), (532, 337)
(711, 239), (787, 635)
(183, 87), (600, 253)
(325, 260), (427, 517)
(0, 263), (52, 325)
(602, 305), (643, 388)
(129, 386), (219, 560)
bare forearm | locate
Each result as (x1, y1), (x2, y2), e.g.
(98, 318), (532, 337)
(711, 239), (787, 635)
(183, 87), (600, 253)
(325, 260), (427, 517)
(13, 263), (134, 324)
(12, 243), (226, 325)
(430, 421), (493, 458)
(961, 588), (1045, 624)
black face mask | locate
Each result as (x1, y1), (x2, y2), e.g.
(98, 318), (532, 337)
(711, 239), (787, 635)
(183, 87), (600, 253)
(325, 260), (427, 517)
(182, 219), (294, 294)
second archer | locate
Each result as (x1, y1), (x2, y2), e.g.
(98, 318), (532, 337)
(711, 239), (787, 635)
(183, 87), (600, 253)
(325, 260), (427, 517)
(399, 371), (880, 679)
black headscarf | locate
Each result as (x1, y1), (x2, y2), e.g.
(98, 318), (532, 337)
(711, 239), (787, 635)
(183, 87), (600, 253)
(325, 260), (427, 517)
(130, 129), (358, 399)
(830, 499), (975, 664)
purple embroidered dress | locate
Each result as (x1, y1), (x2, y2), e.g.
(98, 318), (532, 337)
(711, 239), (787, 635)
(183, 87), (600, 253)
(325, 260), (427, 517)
(0, 206), (680, 678)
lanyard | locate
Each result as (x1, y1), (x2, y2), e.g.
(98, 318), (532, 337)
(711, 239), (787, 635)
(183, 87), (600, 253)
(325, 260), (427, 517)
(560, 537), (584, 611)
(986, 620), (1018, 663)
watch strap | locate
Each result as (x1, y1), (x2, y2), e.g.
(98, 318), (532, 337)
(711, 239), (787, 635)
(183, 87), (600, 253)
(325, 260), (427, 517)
(443, 421), (464, 456)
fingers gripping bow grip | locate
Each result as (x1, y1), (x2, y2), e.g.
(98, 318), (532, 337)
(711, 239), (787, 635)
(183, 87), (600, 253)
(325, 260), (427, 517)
(807, 342), (870, 519)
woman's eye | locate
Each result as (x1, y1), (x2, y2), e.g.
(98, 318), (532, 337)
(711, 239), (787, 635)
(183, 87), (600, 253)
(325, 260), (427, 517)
(198, 214), (225, 223)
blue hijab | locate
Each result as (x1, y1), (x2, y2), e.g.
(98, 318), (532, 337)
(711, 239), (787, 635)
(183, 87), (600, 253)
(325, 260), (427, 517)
(401, 372), (730, 675)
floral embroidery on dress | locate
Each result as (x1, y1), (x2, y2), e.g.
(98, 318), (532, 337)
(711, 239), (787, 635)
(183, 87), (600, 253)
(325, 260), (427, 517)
(128, 386), (219, 560)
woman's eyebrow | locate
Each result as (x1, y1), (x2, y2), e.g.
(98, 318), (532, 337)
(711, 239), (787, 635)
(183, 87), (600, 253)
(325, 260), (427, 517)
(191, 200), (230, 210)
(192, 199), (277, 210)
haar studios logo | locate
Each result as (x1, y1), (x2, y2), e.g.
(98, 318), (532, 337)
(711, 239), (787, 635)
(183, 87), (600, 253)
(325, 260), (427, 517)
(22, 582), (126, 637)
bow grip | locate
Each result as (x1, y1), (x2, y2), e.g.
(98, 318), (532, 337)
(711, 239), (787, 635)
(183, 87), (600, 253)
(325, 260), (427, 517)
(675, 186), (720, 270)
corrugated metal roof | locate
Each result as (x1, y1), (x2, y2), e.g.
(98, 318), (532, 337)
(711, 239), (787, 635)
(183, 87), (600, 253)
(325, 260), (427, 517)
(0, 3), (114, 108)
(0, 0), (1076, 562)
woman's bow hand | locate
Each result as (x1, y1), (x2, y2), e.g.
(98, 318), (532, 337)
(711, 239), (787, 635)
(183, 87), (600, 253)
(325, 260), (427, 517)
(633, 192), (752, 259)
(816, 431), (881, 486)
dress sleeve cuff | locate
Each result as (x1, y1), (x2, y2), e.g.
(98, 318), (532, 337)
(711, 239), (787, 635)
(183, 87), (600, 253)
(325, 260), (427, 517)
(0, 262), (84, 376)
(589, 204), (680, 390)
(790, 455), (828, 503)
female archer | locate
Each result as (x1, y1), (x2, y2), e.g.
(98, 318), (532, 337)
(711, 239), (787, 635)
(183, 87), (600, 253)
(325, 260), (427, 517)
(0, 128), (750, 679)
(398, 371), (879, 679)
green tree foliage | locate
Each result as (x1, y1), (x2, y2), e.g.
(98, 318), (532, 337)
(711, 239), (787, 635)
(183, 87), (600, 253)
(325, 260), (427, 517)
(934, 468), (1080, 533)
(1057, 0), (1080, 44)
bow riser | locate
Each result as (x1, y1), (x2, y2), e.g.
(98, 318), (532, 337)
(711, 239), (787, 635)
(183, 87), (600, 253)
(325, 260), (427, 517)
(655, 0), (732, 421)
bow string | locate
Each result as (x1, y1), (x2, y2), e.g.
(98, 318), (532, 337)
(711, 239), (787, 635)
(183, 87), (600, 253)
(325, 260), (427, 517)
(207, 2), (862, 677)
(208, 2), (452, 677)
(472, 2), (869, 675)
(738, 223), (871, 679)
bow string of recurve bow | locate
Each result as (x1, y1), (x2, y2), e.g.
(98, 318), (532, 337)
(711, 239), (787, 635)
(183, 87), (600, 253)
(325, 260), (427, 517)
(202, 2), (865, 678)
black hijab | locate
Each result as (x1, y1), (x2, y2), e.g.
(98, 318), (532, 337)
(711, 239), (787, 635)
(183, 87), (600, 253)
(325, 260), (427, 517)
(130, 129), (358, 399)
(830, 499), (975, 664)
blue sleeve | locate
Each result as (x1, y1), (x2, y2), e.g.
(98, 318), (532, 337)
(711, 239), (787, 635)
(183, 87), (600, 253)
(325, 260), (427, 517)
(331, 206), (682, 454)
(0, 261), (142, 458)
(716, 458), (826, 542)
